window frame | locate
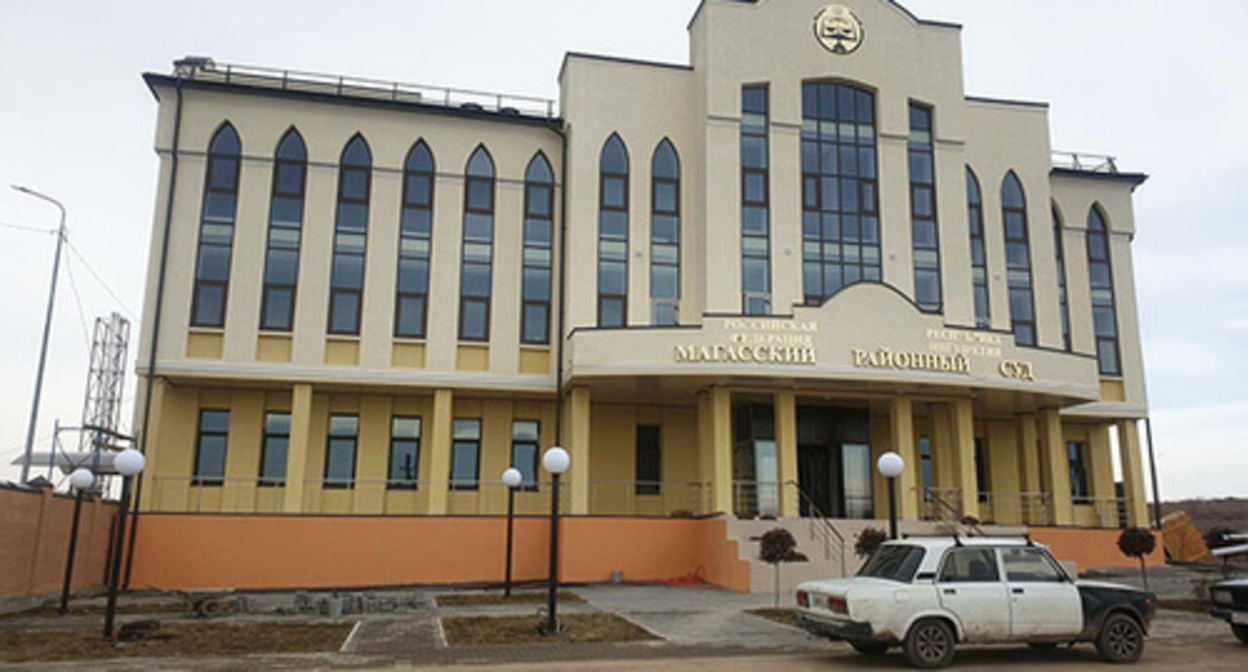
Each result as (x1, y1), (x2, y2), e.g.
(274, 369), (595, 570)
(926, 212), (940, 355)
(387, 415), (422, 490)
(511, 420), (541, 492)
(650, 139), (681, 326)
(521, 153), (555, 344)
(395, 141), (435, 339)
(190, 124), (241, 329)
(597, 134), (630, 328)
(741, 84), (772, 315)
(259, 128), (306, 332)
(1002, 171), (1036, 347)
(635, 424), (662, 496)
(193, 409), (230, 487)
(327, 135), (372, 336)
(1087, 206), (1122, 376)
(908, 102), (942, 313)
(450, 418), (482, 491)
(459, 146), (495, 342)
(258, 411), (290, 486)
(323, 414), (359, 489)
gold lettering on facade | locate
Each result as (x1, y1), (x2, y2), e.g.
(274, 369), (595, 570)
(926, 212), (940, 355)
(850, 348), (971, 375)
(675, 320), (818, 365)
(999, 360), (1036, 381)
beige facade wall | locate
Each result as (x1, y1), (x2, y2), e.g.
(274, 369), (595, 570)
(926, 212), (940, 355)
(133, 0), (1153, 531)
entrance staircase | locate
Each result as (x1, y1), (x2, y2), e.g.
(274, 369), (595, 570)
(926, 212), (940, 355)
(725, 484), (1026, 594)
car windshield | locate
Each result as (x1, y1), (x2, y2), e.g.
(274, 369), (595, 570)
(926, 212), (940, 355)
(857, 544), (924, 582)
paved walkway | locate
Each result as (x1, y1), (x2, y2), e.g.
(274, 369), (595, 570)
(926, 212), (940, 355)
(4, 564), (1243, 670)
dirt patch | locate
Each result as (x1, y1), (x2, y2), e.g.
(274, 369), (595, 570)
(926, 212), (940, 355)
(745, 608), (801, 629)
(442, 613), (658, 646)
(0, 621), (353, 663)
(436, 591), (585, 607)
(0, 603), (188, 619)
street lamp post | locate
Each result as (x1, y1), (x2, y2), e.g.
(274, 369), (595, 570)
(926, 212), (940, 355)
(103, 449), (146, 641)
(501, 467), (523, 598)
(59, 468), (96, 615)
(11, 185), (67, 486)
(877, 452), (905, 540)
(541, 446), (570, 636)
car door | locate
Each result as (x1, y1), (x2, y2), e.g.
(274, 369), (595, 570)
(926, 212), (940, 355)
(1001, 546), (1082, 638)
(935, 547), (1011, 642)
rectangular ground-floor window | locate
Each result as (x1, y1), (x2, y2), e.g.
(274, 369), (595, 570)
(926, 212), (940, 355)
(635, 425), (661, 495)
(194, 409), (229, 486)
(388, 416), (421, 489)
(451, 419), (481, 490)
(324, 414), (358, 488)
(511, 420), (539, 490)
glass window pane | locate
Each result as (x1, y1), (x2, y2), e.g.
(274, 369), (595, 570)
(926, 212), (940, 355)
(600, 298), (624, 327)
(329, 292), (360, 333)
(262, 288), (293, 330)
(193, 285), (225, 326)
(654, 182), (678, 212)
(396, 296), (426, 337)
(600, 211), (628, 238)
(460, 299), (487, 339)
(602, 177), (626, 209)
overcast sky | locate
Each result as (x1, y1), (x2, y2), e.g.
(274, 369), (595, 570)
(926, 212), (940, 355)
(0, 0), (1244, 499)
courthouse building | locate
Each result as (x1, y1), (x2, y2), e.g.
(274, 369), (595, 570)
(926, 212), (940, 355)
(129, 0), (1156, 591)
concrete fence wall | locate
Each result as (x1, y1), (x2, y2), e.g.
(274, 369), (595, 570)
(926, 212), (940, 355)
(0, 484), (119, 603)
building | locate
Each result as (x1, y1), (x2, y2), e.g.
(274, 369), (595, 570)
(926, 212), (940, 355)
(129, 0), (1157, 592)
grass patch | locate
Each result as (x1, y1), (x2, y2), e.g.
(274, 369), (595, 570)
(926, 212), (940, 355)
(1158, 598), (1211, 613)
(1, 603), (188, 619)
(435, 591), (585, 607)
(746, 608), (801, 629)
(442, 613), (657, 646)
(0, 622), (353, 663)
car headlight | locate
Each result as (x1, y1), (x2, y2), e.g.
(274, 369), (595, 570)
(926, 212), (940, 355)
(1211, 589), (1232, 606)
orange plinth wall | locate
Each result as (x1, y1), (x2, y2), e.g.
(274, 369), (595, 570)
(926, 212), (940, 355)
(1028, 526), (1165, 573)
(128, 514), (751, 592)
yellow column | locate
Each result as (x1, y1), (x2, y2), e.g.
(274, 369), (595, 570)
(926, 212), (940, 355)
(932, 406), (955, 493)
(709, 387), (733, 515)
(566, 387), (591, 514)
(1117, 420), (1150, 528)
(950, 398), (979, 520)
(1017, 415), (1040, 494)
(424, 389), (453, 515)
(282, 384), (315, 513)
(1087, 425), (1115, 500)
(889, 397), (919, 519)
(135, 378), (166, 511)
(775, 391), (798, 516)
(1039, 409), (1073, 525)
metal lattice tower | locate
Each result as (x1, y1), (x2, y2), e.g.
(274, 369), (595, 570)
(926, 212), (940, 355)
(79, 313), (130, 454)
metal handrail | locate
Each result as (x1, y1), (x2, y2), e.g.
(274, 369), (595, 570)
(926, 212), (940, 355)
(784, 480), (847, 575)
(1052, 150), (1120, 174)
(922, 486), (985, 536)
(172, 58), (559, 119)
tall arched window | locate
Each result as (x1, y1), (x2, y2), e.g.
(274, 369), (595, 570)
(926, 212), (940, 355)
(260, 128), (306, 332)
(598, 134), (629, 327)
(651, 139), (680, 326)
(1087, 206), (1120, 375)
(328, 135), (371, 335)
(395, 141), (434, 338)
(459, 146), (495, 341)
(1001, 171), (1035, 346)
(191, 123), (241, 328)
(801, 82), (880, 305)
(909, 103), (941, 312)
(522, 153), (554, 344)
(1053, 205), (1072, 351)
(966, 167), (990, 328)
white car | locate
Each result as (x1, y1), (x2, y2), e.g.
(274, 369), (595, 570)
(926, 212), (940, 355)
(795, 536), (1156, 668)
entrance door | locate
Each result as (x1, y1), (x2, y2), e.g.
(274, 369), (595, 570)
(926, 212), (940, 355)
(798, 444), (833, 516)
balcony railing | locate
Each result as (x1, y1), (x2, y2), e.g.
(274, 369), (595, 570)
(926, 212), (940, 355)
(732, 480), (781, 518)
(979, 491), (1054, 526)
(170, 57), (559, 119)
(1052, 150), (1120, 174)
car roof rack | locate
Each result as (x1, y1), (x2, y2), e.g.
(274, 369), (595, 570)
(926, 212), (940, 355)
(898, 532), (1035, 547)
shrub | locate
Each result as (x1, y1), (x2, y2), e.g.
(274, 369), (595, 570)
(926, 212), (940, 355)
(1117, 527), (1157, 589)
(855, 527), (889, 559)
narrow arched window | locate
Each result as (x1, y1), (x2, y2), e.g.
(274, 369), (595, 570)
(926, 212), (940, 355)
(395, 141), (435, 339)
(1053, 205), (1072, 351)
(741, 85), (770, 315)
(1001, 172), (1035, 346)
(1087, 206), (1120, 375)
(909, 103), (941, 312)
(522, 153), (554, 344)
(651, 139), (680, 326)
(598, 134), (629, 327)
(191, 123), (241, 328)
(801, 82), (880, 305)
(459, 146), (495, 341)
(260, 128), (306, 331)
(966, 167), (990, 328)
(328, 135), (371, 335)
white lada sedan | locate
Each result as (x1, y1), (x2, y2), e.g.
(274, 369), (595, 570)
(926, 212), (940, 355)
(795, 536), (1156, 669)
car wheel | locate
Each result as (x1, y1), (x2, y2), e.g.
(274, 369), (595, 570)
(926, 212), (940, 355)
(1095, 613), (1144, 664)
(1232, 623), (1248, 645)
(850, 641), (889, 656)
(903, 618), (956, 669)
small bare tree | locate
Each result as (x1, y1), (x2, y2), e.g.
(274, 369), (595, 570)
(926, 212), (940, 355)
(1117, 527), (1157, 590)
(760, 528), (808, 607)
